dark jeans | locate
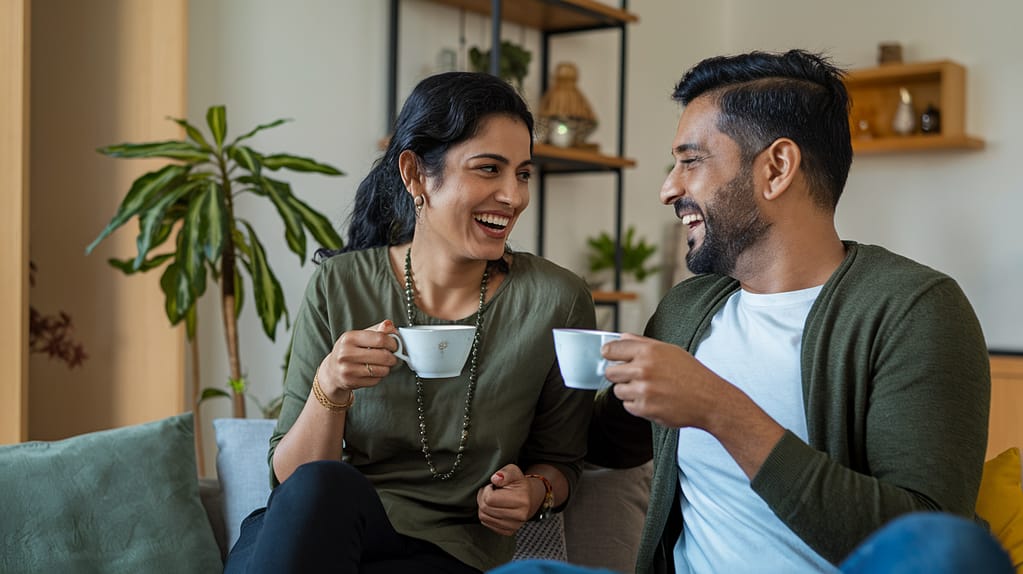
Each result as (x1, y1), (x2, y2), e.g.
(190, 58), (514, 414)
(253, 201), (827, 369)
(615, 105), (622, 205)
(488, 512), (1015, 574)
(224, 461), (481, 574)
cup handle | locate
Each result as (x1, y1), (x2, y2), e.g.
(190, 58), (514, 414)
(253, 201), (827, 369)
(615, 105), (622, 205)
(387, 333), (411, 365)
(596, 334), (621, 378)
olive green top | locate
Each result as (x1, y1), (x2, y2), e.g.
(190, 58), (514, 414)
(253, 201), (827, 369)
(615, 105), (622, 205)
(270, 247), (596, 571)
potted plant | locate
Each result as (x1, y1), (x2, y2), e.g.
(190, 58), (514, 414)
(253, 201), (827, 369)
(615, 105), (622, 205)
(86, 105), (344, 420)
(586, 225), (660, 288)
(468, 40), (532, 93)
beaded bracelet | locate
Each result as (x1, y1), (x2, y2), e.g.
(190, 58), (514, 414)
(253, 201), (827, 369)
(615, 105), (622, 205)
(525, 473), (554, 522)
(312, 373), (355, 412)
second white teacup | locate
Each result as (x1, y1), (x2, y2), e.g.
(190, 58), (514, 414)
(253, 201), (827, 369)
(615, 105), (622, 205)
(388, 325), (476, 379)
(552, 328), (622, 390)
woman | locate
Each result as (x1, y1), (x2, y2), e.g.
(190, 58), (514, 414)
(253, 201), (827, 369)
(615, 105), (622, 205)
(225, 72), (597, 573)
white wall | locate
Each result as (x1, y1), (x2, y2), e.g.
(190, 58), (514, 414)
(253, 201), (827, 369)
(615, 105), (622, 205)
(187, 0), (390, 473)
(188, 0), (1023, 470)
(712, 0), (1023, 350)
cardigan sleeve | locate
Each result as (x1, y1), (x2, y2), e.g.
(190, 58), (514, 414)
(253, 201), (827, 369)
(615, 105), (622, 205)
(751, 274), (990, 565)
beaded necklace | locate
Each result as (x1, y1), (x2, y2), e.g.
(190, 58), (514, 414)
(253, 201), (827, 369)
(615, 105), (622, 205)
(403, 247), (488, 480)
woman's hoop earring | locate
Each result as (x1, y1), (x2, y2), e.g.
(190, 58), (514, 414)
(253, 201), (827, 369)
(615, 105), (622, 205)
(413, 195), (424, 219)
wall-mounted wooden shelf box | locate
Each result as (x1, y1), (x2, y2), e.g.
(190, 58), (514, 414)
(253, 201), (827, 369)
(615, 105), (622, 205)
(845, 60), (984, 154)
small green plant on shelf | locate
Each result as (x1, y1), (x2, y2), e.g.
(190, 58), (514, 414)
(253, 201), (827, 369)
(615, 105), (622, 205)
(586, 225), (660, 286)
(468, 40), (532, 92)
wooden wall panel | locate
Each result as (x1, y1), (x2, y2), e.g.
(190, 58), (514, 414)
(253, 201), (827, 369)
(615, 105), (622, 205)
(0, 0), (29, 444)
(987, 354), (1023, 460)
(28, 0), (187, 439)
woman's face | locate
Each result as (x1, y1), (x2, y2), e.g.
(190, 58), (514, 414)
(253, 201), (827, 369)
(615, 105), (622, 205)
(418, 114), (533, 263)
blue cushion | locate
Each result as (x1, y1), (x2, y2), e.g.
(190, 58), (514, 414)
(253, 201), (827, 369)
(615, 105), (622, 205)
(213, 417), (276, 552)
(0, 413), (223, 574)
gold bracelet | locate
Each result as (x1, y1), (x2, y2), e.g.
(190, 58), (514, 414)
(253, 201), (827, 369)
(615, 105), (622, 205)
(525, 473), (554, 522)
(312, 373), (354, 412)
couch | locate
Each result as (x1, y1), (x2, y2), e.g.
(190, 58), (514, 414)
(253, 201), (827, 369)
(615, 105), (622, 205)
(0, 413), (651, 574)
(204, 417), (652, 571)
(2, 413), (1020, 574)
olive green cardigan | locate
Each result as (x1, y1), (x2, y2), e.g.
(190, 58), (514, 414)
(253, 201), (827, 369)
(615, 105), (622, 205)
(623, 242), (990, 573)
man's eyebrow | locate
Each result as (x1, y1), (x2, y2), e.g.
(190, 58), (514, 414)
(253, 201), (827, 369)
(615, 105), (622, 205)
(672, 143), (705, 156)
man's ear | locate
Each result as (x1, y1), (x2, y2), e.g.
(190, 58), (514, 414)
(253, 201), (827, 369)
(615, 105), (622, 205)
(398, 150), (426, 195)
(760, 138), (801, 201)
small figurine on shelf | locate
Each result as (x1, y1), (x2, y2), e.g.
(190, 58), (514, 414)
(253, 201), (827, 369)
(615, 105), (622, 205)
(852, 105), (875, 140)
(920, 103), (941, 134)
(877, 42), (903, 65)
(891, 87), (916, 136)
(538, 62), (598, 149)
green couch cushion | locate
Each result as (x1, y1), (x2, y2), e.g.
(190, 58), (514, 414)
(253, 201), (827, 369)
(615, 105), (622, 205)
(0, 413), (223, 574)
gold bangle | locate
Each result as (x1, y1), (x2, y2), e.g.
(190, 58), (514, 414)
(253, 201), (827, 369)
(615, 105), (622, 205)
(312, 373), (354, 412)
(525, 473), (554, 522)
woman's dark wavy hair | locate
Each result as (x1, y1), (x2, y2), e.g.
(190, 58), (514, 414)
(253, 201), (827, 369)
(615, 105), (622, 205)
(673, 49), (852, 210)
(316, 72), (533, 262)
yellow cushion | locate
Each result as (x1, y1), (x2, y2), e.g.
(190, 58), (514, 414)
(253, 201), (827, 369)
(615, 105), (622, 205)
(976, 447), (1023, 571)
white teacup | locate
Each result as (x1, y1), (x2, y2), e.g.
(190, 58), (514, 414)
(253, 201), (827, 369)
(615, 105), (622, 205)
(388, 325), (476, 379)
(552, 328), (622, 390)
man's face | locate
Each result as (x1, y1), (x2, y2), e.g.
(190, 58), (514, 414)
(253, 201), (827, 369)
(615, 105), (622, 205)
(660, 97), (770, 276)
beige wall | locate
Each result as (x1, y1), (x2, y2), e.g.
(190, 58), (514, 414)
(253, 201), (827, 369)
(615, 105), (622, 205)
(27, 0), (188, 440)
(1, 0), (30, 444)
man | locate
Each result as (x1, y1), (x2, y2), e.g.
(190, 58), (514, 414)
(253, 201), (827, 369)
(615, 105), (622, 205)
(590, 49), (992, 573)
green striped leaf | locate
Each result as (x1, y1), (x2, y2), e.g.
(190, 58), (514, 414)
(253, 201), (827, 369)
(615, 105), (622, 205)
(198, 180), (227, 264)
(159, 260), (192, 325)
(179, 191), (209, 295)
(229, 145), (262, 175)
(232, 225), (252, 261)
(233, 175), (267, 197)
(168, 117), (213, 151)
(230, 118), (289, 146)
(240, 221), (287, 340)
(86, 164), (187, 254)
(199, 387), (231, 403)
(260, 177), (306, 260)
(107, 252), (174, 275)
(98, 140), (209, 162)
(262, 153), (344, 175)
(233, 265), (245, 319)
(287, 193), (343, 251)
(133, 180), (201, 269)
(206, 105), (227, 150)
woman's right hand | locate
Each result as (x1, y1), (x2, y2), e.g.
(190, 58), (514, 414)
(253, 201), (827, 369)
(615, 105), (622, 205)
(315, 319), (400, 399)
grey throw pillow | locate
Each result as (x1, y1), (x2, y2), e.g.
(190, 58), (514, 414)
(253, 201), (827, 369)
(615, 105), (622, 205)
(563, 461), (653, 573)
(0, 413), (223, 574)
(213, 417), (276, 552)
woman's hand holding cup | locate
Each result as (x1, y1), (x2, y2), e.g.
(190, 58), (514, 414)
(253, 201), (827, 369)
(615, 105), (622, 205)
(316, 319), (401, 399)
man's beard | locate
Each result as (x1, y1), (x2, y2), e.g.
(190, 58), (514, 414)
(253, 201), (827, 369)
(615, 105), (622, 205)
(684, 166), (771, 276)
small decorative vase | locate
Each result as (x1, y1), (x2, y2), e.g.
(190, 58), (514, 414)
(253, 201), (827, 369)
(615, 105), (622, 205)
(920, 103), (941, 134)
(891, 87), (916, 136)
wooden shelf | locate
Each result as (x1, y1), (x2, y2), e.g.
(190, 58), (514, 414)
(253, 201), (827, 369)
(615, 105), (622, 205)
(592, 290), (638, 303)
(533, 143), (636, 172)
(423, 0), (637, 31)
(853, 134), (985, 154)
(845, 60), (984, 154)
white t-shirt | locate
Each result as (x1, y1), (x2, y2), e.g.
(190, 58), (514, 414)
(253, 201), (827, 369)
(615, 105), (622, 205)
(673, 286), (838, 573)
